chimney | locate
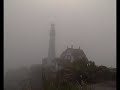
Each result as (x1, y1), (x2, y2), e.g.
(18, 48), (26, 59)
(79, 46), (80, 50)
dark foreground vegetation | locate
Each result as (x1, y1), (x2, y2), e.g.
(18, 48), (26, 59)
(41, 58), (116, 90)
(4, 58), (116, 90)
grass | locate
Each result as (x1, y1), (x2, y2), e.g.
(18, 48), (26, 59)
(42, 79), (95, 90)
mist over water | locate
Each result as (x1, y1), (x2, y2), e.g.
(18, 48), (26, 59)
(4, 0), (116, 73)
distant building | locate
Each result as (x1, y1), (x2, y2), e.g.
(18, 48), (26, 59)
(54, 46), (89, 70)
(60, 46), (88, 62)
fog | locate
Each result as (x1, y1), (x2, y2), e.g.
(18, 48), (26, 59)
(4, 0), (116, 72)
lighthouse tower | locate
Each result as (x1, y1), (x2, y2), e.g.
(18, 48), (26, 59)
(48, 24), (56, 65)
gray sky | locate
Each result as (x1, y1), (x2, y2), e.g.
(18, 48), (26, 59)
(4, 0), (116, 71)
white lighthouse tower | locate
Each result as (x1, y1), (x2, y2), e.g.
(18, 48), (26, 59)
(48, 24), (56, 65)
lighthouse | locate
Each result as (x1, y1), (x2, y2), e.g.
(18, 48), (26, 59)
(48, 24), (56, 65)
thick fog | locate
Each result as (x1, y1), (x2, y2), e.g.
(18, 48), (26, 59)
(4, 0), (116, 72)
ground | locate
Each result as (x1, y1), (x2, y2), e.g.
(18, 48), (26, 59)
(89, 81), (116, 90)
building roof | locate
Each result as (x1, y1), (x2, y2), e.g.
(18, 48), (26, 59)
(60, 47), (88, 61)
